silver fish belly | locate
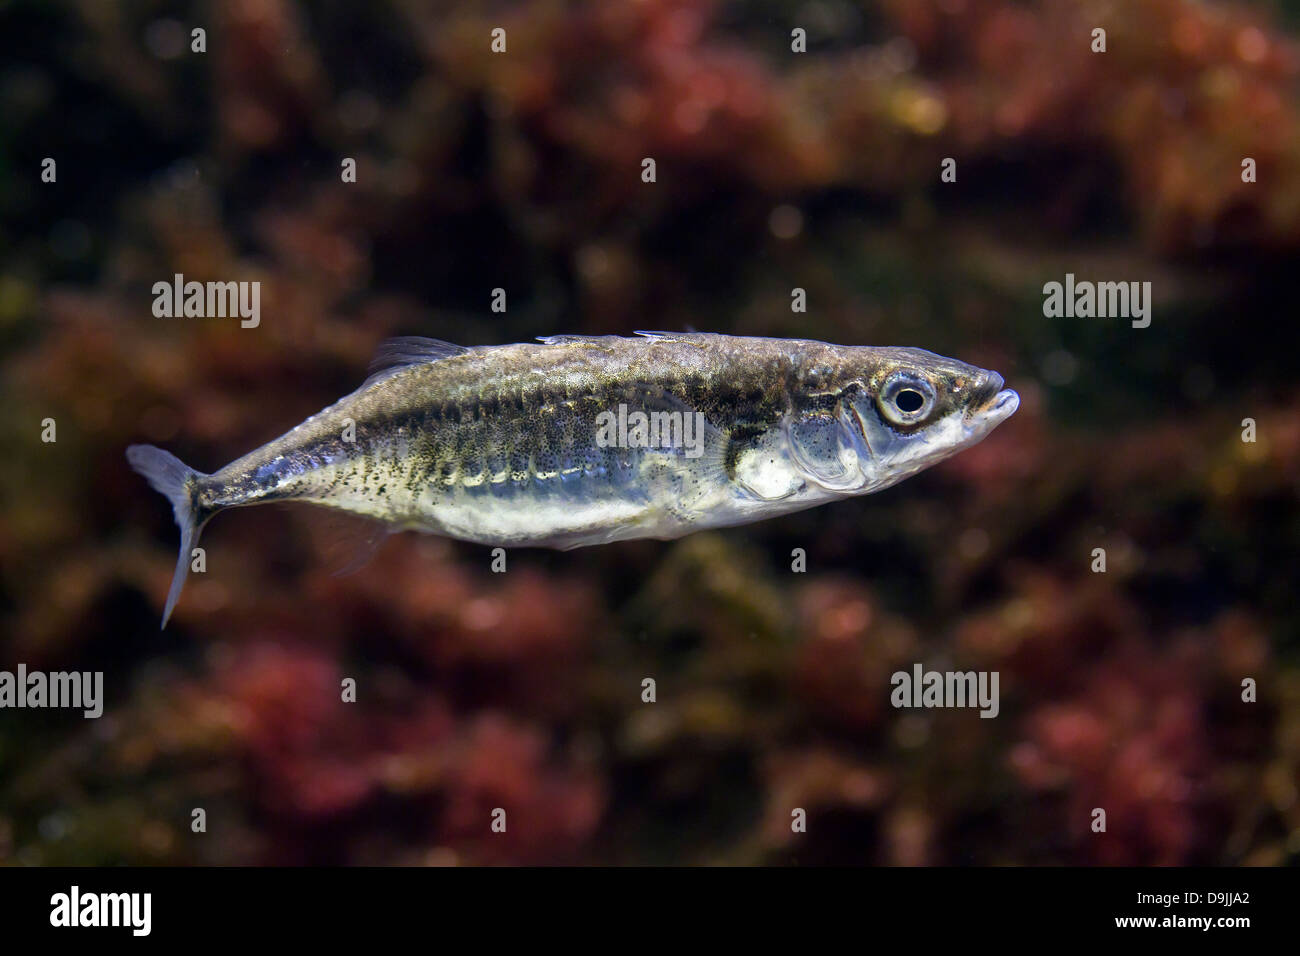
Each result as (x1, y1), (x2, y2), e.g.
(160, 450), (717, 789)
(127, 332), (1019, 625)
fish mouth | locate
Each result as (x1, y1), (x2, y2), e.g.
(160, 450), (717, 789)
(984, 388), (1020, 421)
(968, 372), (1019, 429)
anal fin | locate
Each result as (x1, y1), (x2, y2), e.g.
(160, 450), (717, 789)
(306, 506), (393, 577)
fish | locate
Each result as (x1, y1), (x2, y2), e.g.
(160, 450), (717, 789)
(127, 332), (1019, 627)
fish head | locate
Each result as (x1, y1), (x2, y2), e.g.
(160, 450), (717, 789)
(786, 346), (1019, 494)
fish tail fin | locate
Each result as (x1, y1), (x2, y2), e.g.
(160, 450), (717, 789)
(126, 444), (211, 629)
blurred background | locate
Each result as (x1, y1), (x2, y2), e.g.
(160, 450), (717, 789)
(2, 0), (1299, 865)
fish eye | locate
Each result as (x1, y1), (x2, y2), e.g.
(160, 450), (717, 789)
(878, 372), (936, 426)
(895, 389), (924, 413)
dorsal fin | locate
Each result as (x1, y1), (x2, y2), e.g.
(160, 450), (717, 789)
(634, 330), (708, 345)
(535, 332), (703, 347)
(535, 334), (621, 346)
(363, 336), (470, 387)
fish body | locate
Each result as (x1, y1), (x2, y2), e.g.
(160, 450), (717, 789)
(127, 332), (1019, 625)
